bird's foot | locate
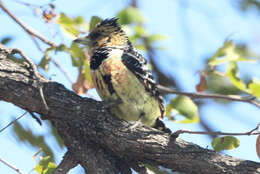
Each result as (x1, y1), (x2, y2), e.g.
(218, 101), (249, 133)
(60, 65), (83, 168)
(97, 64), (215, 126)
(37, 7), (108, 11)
(128, 113), (145, 131)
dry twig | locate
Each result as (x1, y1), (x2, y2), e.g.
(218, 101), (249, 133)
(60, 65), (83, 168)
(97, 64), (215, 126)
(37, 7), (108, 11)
(0, 111), (27, 133)
(0, 0), (74, 84)
(0, 157), (24, 174)
(173, 123), (260, 137)
(11, 48), (49, 111)
(0, 0), (56, 47)
(158, 85), (260, 108)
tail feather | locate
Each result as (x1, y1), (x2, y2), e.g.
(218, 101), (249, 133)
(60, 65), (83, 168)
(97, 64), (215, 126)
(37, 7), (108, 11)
(153, 118), (171, 134)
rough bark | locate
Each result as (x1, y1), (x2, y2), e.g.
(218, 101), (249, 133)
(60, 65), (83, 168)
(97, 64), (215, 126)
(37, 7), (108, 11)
(0, 45), (260, 174)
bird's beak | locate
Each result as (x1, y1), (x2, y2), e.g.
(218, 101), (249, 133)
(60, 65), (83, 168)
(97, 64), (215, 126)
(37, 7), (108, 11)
(73, 37), (91, 45)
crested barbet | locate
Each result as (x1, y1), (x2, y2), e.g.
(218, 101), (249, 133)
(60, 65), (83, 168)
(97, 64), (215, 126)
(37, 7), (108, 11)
(75, 18), (171, 133)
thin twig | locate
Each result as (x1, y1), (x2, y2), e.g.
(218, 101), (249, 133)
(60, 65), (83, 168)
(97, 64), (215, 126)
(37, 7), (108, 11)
(0, 0), (75, 84)
(51, 59), (74, 84)
(11, 48), (49, 110)
(0, 157), (24, 174)
(200, 116), (217, 139)
(12, 0), (40, 8)
(0, 112), (27, 133)
(0, 0), (56, 47)
(4, 0), (260, 110)
(30, 35), (74, 84)
(173, 123), (260, 137)
(30, 35), (44, 52)
(29, 112), (42, 125)
(11, 48), (41, 79)
(158, 85), (260, 108)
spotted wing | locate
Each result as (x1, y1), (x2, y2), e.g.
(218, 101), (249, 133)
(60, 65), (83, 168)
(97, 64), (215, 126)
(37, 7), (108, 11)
(121, 49), (165, 117)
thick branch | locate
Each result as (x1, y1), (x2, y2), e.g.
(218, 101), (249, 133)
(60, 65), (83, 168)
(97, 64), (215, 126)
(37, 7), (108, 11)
(0, 45), (126, 174)
(0, 46), (260, 174)
(53, 151), (78, 174)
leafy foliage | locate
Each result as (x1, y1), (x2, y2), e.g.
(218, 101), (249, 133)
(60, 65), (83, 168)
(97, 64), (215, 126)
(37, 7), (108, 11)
(0, 36), (12, 45)
(117, 7), (145, 25)
(249, 78), (260, 100)
(208, 40), (249, 66)
(12, 122), (54, 161)
(166, 96), (199, 123)
(206, 72), (242, 95)
(212, 136), (240, 152)
(207, 40), (260, 101)
(35, 156), (56, 174)
(57, 13), (87, 38)
(226, 61), (249, 92)
(39, 47), (54, 71)
(70, 42), (85, 68)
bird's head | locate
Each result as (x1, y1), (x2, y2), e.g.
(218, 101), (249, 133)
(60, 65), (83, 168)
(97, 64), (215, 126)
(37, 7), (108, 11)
(74, 18), (129, 51)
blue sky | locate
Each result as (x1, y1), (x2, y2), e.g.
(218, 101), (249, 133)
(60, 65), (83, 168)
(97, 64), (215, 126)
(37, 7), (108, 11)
(0, 0), (260, 173)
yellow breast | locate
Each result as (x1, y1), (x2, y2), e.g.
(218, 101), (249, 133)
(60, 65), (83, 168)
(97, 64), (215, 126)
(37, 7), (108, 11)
(91, 54), (161, 126)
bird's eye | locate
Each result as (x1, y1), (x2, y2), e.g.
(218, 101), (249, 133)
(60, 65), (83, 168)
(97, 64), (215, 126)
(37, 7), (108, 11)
(91, 32), (101, 39)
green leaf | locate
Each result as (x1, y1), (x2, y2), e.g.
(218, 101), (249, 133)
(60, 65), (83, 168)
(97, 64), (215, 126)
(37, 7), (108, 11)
(208, 40), (249, 66)
(146, 34), (167, 43)
(39, 45), (69, 71)
(89, 16), (102, 30)
(35, 156), (56, 174)
(69, 42), (86, 67)
(39, 55), (51, 71)
(57, 13), (79, 38)
(206, 72), (242, 96)
(249, 78), (260, 100)
(117, 7), (145, 25)
(134, 25), (147, 37)
(39, 47), (55, 71)
(134, 44), (146, 51)
(74, 16), (85, 25)
(212, 136), (240, 152)
(226, 62), (248, 92)
(166, 96), (199, 123)
(13, 122), (54, 160)
(1, 36), (12, 45)
(55, 44), (68, 52)
(57, 13), (87, 38)
(84, 60), (93, 85)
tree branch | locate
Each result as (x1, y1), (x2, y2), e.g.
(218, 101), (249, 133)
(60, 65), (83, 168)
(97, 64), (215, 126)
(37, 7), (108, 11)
(0, 0), (56, 47)
(0, 111), (27, 133)
(0, 0), (75, 84)
(0, 156), (24, 174)
(1, 46), (260, 174)
(53, 151), (78, 174)
(173, 123), (260, 137)
(158, 85), (260, 108)
(11, 48), (49, 110)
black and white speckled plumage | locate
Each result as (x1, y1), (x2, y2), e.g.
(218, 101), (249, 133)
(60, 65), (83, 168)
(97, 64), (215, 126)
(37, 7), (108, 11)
(121, 48), (165, 117)
(90, 47), (110, 70)
(75, 18), (169, 132)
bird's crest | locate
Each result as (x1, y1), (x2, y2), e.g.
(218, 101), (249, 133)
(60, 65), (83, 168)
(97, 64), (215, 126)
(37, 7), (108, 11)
(94, 18), (120, 31)
(88, 18), (129, 50)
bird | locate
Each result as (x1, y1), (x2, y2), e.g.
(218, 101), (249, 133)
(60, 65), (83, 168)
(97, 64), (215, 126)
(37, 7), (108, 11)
(74, 18), (171, 133)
